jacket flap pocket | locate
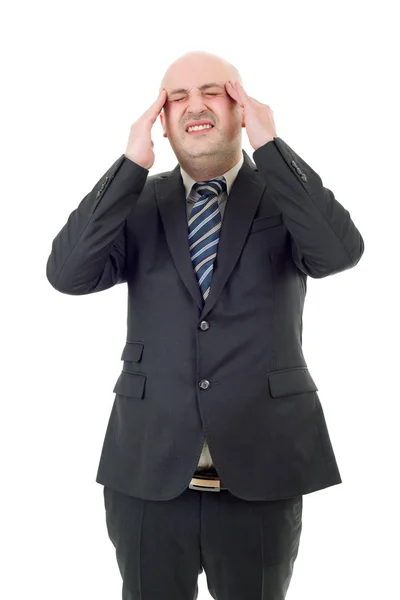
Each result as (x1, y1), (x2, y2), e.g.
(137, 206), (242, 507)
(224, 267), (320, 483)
(268, 367), (318, 398)
(250, 214), (283, 234)
(121, 342), (144, 362)
(113, 370), (146, 398)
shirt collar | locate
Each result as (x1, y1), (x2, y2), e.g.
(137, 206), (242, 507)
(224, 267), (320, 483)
(180, 152), (244, 199)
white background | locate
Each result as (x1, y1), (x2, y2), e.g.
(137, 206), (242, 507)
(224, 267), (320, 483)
(1, 0), (399, 598)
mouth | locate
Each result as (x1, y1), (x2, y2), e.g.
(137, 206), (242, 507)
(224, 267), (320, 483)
(186, 125), (215, 135)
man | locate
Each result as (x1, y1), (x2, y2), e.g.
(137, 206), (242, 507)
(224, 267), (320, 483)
(46, 50), (364, 600)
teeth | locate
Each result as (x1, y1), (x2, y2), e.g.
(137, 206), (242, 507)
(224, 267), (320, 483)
(187, 124), (213, 132)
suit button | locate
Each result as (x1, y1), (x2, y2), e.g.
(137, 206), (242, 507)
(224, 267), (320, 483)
(301, 174), (308, 181)
(199, 320), (210, 331)
(199, 379), (211, 390)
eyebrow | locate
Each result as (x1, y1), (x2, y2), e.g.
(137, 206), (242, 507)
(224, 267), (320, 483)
(168, 83), (225, 96)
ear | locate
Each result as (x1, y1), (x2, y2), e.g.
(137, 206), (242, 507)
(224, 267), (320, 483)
(159, 111), (168, 138)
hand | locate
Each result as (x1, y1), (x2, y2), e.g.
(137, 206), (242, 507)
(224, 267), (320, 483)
(225, 80), (277, 151)
(124, 88), (168, 170)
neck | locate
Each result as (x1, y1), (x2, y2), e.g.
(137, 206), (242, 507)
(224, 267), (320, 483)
(181, 148), (241, 182)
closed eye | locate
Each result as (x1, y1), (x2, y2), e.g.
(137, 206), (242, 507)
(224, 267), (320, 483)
(173, 93), (219, 102)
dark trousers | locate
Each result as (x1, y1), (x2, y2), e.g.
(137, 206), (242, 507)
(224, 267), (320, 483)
(103, 484), (303, 600)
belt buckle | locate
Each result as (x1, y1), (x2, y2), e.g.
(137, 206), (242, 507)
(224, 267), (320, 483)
(189, 472), (221, 492)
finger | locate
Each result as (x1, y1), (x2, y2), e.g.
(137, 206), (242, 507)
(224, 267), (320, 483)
(231, 81), (247, 107)
(156, 87), (167, 107)
(227, 81), (244, 107)
(148, 88), (167, 120)
(225, 81), (239, 103)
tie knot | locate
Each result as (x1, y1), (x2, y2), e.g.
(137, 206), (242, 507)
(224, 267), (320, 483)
(192, 177), (227, 199)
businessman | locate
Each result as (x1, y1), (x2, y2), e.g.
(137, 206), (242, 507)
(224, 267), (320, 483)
(46, 51), (364, 600)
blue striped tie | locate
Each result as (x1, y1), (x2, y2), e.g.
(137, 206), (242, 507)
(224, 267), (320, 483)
(188, 177), (227, 302)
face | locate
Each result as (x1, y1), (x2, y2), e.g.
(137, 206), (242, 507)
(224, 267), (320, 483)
(159, 57), (245, 164)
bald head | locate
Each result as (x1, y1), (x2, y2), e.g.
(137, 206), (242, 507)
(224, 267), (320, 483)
(158, 50), (245, 181)
(160, 51), (242, 90)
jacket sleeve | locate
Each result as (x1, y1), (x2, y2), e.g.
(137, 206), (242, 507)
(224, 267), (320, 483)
(253, 137), (365, 278)
(46, 155), (149, 294)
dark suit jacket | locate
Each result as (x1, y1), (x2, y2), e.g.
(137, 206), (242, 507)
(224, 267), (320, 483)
(46, 137), (364, 501)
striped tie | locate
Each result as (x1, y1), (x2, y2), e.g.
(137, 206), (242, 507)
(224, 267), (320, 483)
(188, 177), (227, 302)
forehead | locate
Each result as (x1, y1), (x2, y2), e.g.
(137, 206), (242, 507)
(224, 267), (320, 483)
(163, 58), (234, 93)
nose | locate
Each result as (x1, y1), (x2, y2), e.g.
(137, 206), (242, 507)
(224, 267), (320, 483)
(185, 88), (213, 108)
(184, 91), (213, 122)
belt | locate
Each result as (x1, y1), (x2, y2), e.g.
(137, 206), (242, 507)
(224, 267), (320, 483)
(189, 467), (228, 492)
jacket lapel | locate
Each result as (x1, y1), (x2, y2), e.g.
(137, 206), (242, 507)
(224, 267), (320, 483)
(155, 149), (265, 317)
